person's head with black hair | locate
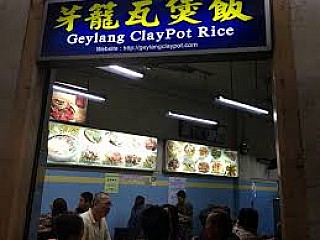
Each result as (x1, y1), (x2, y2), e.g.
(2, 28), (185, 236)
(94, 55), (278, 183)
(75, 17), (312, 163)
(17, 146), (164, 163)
(199, 205), (232, 228)
(237, 208), (259, 235)
(52, 198), (68, 218)
(176, 190), (187, 205)
(76, 192), (93, 214)
(56, 213), (84, 240)
(133, 195), (145, 209)
(205, 208), (233, 240)
(141, 205), (169, 240)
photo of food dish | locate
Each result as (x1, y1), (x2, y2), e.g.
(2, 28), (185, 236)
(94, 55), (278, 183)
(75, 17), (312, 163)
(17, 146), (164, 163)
(49, 122), (80, 137)
(198, 162), (210, 173)
(50, 98), (75, 122)
(184, 144), (195, 157)
(167, 158), (180, 171)
(84, 129), (102, 144)
(199, 146), (209, 157)
(48, 135), (78, 162)
(183, 160), (195, 172)
(104, 152), (122, 165)
(79, 150), (100, 163)
(212, 162), (224, 174)
(167, 141), (180, 155)
(50, 91), (87, 124)
(143, 155), (157, 168)
(211, 148), (222, 159)
(226, 165), (238, 177)
(145, 138), (157, 151)
(125, 154), (142, 166)
(225, 151), (237, 162)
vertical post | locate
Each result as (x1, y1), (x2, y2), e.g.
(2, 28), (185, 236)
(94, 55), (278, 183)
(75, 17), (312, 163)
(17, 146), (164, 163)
(0, 0), (46, 239)
(272, 0), (307, 239)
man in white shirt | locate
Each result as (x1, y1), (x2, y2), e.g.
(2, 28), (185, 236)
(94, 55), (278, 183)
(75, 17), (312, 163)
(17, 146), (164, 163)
(80, 192), (112, 240)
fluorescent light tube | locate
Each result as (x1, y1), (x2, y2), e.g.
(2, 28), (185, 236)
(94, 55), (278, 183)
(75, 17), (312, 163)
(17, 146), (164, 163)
(215, 96), (269, 115)
(54, 82), (88, 91)
(167, 111), (218, 125)
(97, 65), (144, 79)
(53, 85), (105, 102)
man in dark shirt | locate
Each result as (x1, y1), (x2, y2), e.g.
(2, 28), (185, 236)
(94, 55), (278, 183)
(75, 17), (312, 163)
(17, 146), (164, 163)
(176, 190), (193, 240)
(75, 192), (93, 214)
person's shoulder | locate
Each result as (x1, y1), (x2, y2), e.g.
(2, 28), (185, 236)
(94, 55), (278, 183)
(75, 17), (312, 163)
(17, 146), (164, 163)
(80, 210), (91, 222)
(80, 210), (89, 217)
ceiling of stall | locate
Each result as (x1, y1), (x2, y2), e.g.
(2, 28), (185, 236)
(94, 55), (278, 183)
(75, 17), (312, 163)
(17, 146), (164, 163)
(54, 59), (275, 160)
(73, 60), (273, 109)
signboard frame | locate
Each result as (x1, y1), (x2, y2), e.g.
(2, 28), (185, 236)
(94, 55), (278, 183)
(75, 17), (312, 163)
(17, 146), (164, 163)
(39, 0), (272, 61)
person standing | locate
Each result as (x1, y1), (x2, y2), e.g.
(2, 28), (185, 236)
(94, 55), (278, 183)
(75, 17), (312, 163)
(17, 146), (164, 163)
(80, 192), (112, 240)
(75, 192), (93, 214)
(128, 195), (146, 240)
(141, 205), (170, 240)
(176, 190), (193, 240)
(51, 198), (69, 238)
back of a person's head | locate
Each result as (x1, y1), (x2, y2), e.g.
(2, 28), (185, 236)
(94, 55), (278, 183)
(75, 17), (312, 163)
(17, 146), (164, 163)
(200, 205), (231, 228)
(237, 208), (259, 234)
(141, 205), (169, 240)
(81, 192), (93, 204)
(206, 209), (232, 240)
(56, 214), (84, 240)
(134, 195), (145, 208)
(213, 205), (231, 216)
(52, 198), (68, 217)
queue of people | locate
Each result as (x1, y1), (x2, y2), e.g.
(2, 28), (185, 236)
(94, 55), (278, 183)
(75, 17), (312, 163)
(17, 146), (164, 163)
(38, 190), (279, 240)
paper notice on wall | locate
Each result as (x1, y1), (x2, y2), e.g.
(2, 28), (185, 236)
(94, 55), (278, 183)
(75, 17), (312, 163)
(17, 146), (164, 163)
(104, 173), (119, 194)
(168, 177), (186, 205)
(120, 175), (152, 185)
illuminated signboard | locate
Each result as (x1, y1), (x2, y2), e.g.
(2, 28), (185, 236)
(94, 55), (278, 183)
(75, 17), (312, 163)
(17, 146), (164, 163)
(41, 0), (271, 59)
(48, 121), (158, 171)
(165, 140), (238, 177)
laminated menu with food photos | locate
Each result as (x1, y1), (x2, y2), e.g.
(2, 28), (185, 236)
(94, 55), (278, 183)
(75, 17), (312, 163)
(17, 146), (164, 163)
(47, 121), (158, 171)
(165, 140), (238, 177)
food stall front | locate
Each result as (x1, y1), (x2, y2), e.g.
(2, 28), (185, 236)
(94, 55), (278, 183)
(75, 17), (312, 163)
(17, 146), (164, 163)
(33, 0), (276, 239)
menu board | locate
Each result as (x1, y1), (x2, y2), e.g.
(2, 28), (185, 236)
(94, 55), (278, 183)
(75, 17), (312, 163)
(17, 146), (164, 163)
(165, 140), (238, 178)
(47, 121), (158, 171)
(50, 91), (88, 124)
